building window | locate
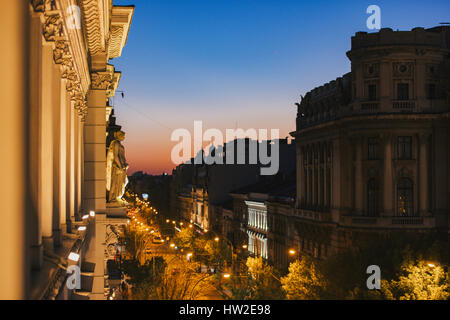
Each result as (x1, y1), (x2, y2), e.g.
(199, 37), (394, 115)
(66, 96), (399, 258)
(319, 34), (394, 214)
(368, 84), (377, 101)
(367, 179), (379, 216)
(368, 137), (379, 160)
(426, 83), (436, 100)
(397, 83), (409, 100)
(398, 136), (412, 160)
(397, 178), (414, 216)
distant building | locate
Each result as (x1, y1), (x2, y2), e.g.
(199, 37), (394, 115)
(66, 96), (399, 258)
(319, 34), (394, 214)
(229, 173), (296, 270)
(291, 26), (450, 255)
(172, 138), (296, 234)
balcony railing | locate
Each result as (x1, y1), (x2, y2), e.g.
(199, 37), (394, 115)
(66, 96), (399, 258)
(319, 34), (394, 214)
(361, 102), (379, 111)
(393, 100), (415, 109)
(340, 215), (435, 228)
(295, 208), (331, 222)
(391, 217), (423, 225)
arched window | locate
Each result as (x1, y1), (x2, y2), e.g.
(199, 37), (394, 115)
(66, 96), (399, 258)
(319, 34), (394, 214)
(367, 179), (379, 216)
(397, 178), (414, 216)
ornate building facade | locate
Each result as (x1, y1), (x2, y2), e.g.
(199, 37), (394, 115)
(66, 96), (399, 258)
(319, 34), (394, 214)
(1, 0), (133, 299)
(291, 27), (450, 255)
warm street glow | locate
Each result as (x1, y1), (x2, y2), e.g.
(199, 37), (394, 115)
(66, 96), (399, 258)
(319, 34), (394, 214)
(215, 237), (220, 242)
(89, 211), (95, 217)
(223, 273), (231, 279)
(289, 249), (296, 255)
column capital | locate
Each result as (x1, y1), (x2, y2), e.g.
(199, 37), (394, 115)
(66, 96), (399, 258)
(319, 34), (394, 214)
(380, 133), (393, 144)
(417, 132), (431, 144)
(31, 0), (56, 13)
(42, 10), (63, 42)
(91, 70), (113, 90)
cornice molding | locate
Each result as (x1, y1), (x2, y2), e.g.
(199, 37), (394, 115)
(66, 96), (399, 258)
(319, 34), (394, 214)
(108, 6), (134, 59)
(79, 0), (105, 56)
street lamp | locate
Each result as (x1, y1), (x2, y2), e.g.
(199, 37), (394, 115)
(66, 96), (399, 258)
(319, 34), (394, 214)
(288, 249), (296, 256)
(214, 237), (220, 242)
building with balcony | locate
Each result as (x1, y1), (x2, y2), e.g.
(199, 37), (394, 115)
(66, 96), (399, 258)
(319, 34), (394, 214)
(1, 0), (134, 299)
(291, 26), (450, 255)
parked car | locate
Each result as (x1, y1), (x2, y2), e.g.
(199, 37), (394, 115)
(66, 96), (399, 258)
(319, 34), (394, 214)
(152, 236), (164, 244)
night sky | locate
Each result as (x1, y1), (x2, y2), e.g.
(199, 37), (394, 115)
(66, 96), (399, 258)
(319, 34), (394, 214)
(111, 0), (450, 175)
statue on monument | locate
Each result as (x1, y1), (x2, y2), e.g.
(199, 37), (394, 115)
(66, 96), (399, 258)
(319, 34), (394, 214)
(106, 130), (129, 204)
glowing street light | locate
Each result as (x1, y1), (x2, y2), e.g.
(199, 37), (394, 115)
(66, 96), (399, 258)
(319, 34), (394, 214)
(89, 211), (96, 217)
(242, 245), (248, 249)
(68, 252), (80, 262)
(289, 249), (296, 256)
(427, 263), (436, 268)
(187, 253), (193, 260)
(214, 237), (220, 242)
(223, 273), (231, 279)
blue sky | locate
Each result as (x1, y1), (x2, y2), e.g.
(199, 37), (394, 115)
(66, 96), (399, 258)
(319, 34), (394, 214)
(111, 0), (450, 174)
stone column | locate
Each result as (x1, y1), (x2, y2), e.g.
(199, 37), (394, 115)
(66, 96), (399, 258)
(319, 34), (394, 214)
(0, 0), (28, 299)
(419, 133), (429, 215)
(65, 94), (73, 231)
(354, 137), (363, 214)
(84, 86), (108, 213)
(76, 116), (83, 215)
(297, 146), (303, 207)
(28, 12), (43, 270)
(59, 79), (68, 232)
(40, 41), (54, 242)
(73, 112), (80, 218)
(331, 138), (341, 212)
(69, 100), (76, 222)
(52, 63), (63, 246)
(312, 148), (317, 206)
(383, 134), (394, 215)
(324, 143), (329, 209)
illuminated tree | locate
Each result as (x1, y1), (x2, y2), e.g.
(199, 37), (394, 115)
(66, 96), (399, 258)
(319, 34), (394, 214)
(245, 257), (284, 300)
(382, 259), (449, 300)
(281, 256), (326, 300)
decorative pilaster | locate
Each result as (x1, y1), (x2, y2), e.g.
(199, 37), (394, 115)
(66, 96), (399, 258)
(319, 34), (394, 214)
(418, 133), (430, 215)
(382, 134), (393, 215)
(353, 137), (363, 214)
